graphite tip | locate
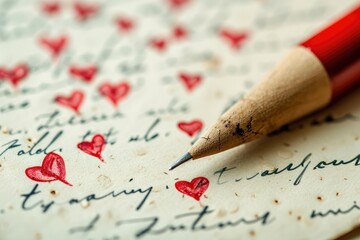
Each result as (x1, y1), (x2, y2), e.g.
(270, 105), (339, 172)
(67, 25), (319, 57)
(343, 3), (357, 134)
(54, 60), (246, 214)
(169, 152), (192, 170)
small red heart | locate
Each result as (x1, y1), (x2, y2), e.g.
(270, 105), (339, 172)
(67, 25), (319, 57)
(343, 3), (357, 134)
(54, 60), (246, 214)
(98, 82), (130, 107)
(167, 0), (190, 9)
(25, 152), (72, 186)
(41, 1), (61, 15)
(77, 134), (106, 162)
(0, 64), (29, 87)
(150, 38), (167, 51)
(177, 120), (203, 137)
(73, 2), (99, 21)
(172, 25), (187, 39)
(178, 72), (202, 91)
(39, 35), (68, 58)
(219, 29), (249, 49)
(55, 90), (84, 114)
(115, 16), (134, 32)
(175, 177), (209, 201)
(69, 65), (97, 82)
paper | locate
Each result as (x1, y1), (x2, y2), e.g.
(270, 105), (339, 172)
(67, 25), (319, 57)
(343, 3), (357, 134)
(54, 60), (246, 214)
(0, 0), (359, 239)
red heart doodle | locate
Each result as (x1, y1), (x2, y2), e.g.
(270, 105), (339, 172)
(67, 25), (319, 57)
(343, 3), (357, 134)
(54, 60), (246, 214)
(0, 64), (29, 87)
(172, 25), (187, 40)
(25, 152), (72, 186)
(150, 38), (167, 51)
(55, 90), (84, 114)
(41, 1), (61, 15)
(39, 35), (68, 58)
(175, 177), (209, 201)
(177, 120), (203, 137)
(98, 82), (130, 106)
(77, 134), (106, 162)
(178, 72), (202, 91)
(167, 0), (191, 9)
(69, 65), (97, 82)
(115, 16), (134, 32)
(219, 29), (249, 49)
(73, 2), (99, 21)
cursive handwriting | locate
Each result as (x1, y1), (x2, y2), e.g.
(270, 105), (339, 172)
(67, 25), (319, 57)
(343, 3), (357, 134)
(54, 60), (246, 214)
(116, 205), (273, 238)
(310, 201), (360, 219)
(35, 110), (123, 131)
(214, 153), (312, 186)
(20, 183), (153, 213)
(129, 118), (164, 142)
(0, 130), (63, 157)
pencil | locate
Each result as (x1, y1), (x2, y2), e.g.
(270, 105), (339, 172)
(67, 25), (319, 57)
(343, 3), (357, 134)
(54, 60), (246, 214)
(169, 4), (360, 170)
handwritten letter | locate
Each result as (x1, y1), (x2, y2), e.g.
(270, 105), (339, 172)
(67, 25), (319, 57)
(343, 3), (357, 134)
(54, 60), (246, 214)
(0, 0), (360, 239)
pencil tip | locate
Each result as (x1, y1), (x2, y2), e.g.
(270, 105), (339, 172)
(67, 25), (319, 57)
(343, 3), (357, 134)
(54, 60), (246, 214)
(169, 152), (192, 171)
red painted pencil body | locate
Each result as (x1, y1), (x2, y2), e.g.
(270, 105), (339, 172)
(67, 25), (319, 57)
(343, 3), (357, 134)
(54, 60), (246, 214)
(301, 4), (360, 100)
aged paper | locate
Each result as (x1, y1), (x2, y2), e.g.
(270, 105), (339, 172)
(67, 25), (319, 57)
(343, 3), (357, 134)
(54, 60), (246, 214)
(0, 0), (360, 239)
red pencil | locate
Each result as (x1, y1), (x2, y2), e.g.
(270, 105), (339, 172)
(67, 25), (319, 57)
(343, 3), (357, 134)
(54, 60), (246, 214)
(170, 4), (360, 170)
(301, 5), (360, 100)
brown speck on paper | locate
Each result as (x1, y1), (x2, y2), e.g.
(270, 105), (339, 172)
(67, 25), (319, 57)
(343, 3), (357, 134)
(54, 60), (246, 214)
(34, 232), (42, 240)
(135, 148), (147, 156)
(107, 211), (113, 219)
(2, 127), (9, 134)
(230, 207), (239, 213)
(217, 209), (227, 218)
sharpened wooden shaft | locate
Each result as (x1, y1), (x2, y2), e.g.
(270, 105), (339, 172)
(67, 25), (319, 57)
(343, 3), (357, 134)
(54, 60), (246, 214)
(189, 46), (332, 160)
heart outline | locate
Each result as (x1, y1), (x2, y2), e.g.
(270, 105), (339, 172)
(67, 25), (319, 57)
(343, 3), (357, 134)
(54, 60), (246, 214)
(178, 72), (202, 91)
(39, 35), (68, 58)
(25, 152), (72, 186)
(73, 2), (98, 21)
(172, 25), (187, 40)
(98, 81), (130, 107)
(175, 176), (209, 201)
(77, 134), (106, 162)
(115, 16), (134, 32)
(219, 29), (248, 49)
(69, 65), (97, 82)
(0, 64), (29, 87)
(177, 120), (203, 137)
(41, 2), (61, 15)
(55, 90), (84, 114)
(150, 38), (167, 51)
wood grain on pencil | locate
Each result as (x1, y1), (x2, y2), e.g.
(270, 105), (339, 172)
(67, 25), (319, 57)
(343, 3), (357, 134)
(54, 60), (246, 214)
(190, 46), (331, 159)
